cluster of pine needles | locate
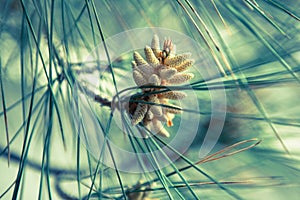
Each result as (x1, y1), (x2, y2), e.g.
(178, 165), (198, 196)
(0, 0), (300, 199)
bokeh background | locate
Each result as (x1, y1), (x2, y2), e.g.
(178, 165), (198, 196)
(1, 0), (300, 199)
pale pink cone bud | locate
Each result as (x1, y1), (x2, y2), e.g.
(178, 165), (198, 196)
(148, 74), (161, 85)
(159, 68), (177, 80)
(133, 70), (147, 86)
(163, 38), (175, 56)
(148, 95), (163, 116)
(152, 119), (170, 137)
(144, 46), (159, 65)
(174, 59), (194, 72)
(155, 114), (168, 122)
(164, 53), (191, 67)
(151, 34), (161, 57)
(150, 105), (163, 117)
(133, 51), (147, 66)
(145, 110), (154, 120)
(167, 73), (194, 85)
(131, 103), (148, 125)
(137, 63), (155, 77)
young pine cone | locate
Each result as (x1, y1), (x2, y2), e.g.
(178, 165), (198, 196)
(130, 35), (194, 137)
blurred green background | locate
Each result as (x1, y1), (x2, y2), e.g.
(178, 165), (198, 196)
(1, 0), (300, 199)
